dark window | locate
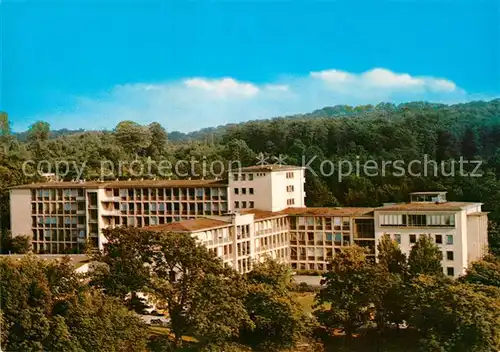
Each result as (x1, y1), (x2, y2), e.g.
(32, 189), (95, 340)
(408, 215), (426, 226)
(410, 234), (417, 243)
(435, 234), (442, 244)
(447, 267), (454, 276)
(446, 251), (454, 261)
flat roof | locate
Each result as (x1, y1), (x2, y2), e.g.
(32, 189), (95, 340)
(467, 212), (489, 216)
(376, 202), (482, 211)
(11, 179), (228, 190)
(144, 217), (230, 233)
(410, 191), (447, 195)
(240, 209), (289, 220)
(282, 207), (374, 217)
(236, 164), (304, 173)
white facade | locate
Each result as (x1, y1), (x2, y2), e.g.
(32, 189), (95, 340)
(159, 212), (289, 274)
(374, 192), (488, 278)
(229, 165), (306, 212)
(9, 189), (32, 238)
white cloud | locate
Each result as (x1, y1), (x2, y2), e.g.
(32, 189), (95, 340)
(310, 69), (352, 83)
(183, 77), (259, 97)
(361, 68), (425, 88)
(22, 67), (474, 133)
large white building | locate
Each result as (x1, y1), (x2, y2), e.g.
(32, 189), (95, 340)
(374, 191), (488, 277)
(9, 166), (489, 276)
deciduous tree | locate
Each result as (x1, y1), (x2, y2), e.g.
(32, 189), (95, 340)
(408, 235), (443, 277)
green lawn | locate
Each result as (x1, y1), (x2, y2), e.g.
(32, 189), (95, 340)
(296, 293), (316, 314)
(295, 292), (331, 315)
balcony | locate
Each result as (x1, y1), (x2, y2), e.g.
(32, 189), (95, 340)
(101, 208), (121, 216)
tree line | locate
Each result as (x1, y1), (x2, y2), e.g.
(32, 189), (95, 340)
(1, 227), (499, 351)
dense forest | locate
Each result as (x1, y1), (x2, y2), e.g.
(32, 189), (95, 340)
(1, 99), (500, 254)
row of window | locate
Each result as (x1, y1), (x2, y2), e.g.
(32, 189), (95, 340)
(292, 216), (351, 230)
(32, 203), (83, 214)
(234, 201), (255, 209)
(33, 216), (85, 227)
(287, 198), (295, 206)
(254, 218), (288, 232)
(32, 229), (86, 241)
(233, 173), (255, 181)
(407, 233), (454, 245)
(291, 232), (351, 244)
(285, 172), (295, 179)
(380, 214), (456, 227)
(113, 203), (229, 215)
(234, 187), (254, 195)
(32, 189), (84, 200)
(286, 185), (295, 192)
(112, 187), (227, 198)
(256, 233), (288, 250)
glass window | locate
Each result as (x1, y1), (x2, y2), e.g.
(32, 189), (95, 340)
(394, 234), (401, 244)
(409, 234), (416, 243)
(435, 234), (442, 244)
(446, 235), (453, 245)
(334, 233), (342, 243)
(447, 267), (455, 276)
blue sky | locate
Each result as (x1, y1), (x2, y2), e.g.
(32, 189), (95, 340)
(1, 0), (499, 132)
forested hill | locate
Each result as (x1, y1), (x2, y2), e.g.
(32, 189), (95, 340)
(1, 99), (500, 254)
(12, 99), (500, 142)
